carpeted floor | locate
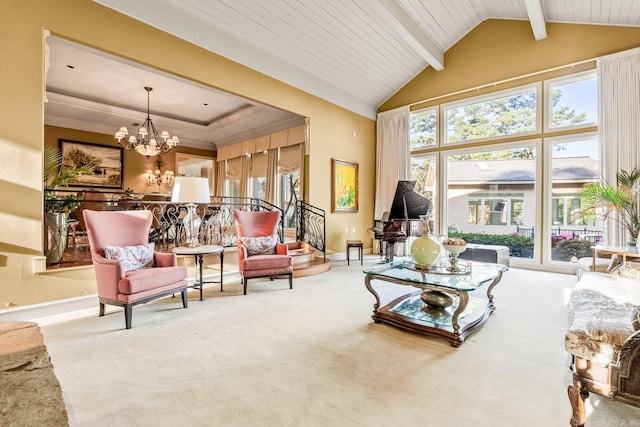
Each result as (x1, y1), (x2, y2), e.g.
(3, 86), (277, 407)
(42, 257), (640, 426)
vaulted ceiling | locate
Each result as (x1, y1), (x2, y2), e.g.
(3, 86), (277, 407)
(46, 1), (640, 151)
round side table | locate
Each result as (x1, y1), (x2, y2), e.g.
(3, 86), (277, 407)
(172, 245), (224, 300)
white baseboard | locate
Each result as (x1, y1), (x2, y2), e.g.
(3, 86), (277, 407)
(0, 294), (99, 325)
(0, 271), (241, 326)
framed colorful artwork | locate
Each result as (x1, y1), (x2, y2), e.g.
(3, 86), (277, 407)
(59, 139), (123, 189)
(331, 158), (358, 213)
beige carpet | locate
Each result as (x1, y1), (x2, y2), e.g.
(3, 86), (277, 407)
(41, 257), (640, 427)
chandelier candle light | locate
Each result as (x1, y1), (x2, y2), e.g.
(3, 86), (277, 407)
(147, 157), (174, 186)
(171, 177), (211, 247)
(115, 87), (179, 158)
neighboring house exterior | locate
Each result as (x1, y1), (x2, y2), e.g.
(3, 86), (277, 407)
(447, 156), (600, 237)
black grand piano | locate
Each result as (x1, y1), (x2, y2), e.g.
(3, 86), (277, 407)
(369, 180), (432, 262)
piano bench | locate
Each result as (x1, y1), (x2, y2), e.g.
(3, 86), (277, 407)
(346, 240), (363, 265)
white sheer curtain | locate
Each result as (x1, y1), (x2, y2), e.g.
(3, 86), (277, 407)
(216, 160), (225, 195)
(239, 155), (250, 198)
(375, 106), (410, 219)
(598, 47), (640, 245)
(264, 148), (278, 204)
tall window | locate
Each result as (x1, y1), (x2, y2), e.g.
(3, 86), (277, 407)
(225, 180), (239, 197)
(410, 154), (437, 230)
(545, 71), (597, 131)
(548, 133), (599, 261)
(446, 145), (537, 259)
(409, 69), (598, 269)
(410, 108), (437, 150)
(443, 84), (540, 145)
(250, 177), (266, 200)
(277, 171), (300, 228)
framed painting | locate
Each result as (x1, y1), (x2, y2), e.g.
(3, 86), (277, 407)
(331, 158), (358, 213)
(59, 139), (123, 189)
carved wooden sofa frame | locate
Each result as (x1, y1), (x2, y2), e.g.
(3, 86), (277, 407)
(565, 271), (640, 426)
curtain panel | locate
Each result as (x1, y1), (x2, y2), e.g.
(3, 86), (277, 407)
(278, 143), (304, 203)
(251, 151), (268, 178)
(240, 155), (250, 198)
(598, 47), (640, 245)
(226, 157), (243, 180)
(265, 148), (278, 204)
(216, 160), (225, 195)
(374, 106), (409, 220)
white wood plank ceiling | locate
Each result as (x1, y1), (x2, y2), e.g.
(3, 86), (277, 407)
(94, 0), (640, 120)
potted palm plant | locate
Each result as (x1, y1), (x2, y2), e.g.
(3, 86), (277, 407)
(581, 168), (640, 244)
(43, 146), (92, 264)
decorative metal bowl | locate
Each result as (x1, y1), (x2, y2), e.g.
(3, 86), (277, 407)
(442, 244), (467, 254)
(420, 290), (454, 308)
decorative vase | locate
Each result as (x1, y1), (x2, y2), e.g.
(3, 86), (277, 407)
(411, 233), (441, 266)
(44, 212), (69, 265)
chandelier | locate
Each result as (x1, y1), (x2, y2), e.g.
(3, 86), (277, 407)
(114, 86), (179, 158)
(147, 157), (174, 186)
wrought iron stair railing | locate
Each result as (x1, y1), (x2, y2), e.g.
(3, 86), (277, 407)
(296, 200), (326, 262)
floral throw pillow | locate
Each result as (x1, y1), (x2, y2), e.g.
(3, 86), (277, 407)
(104, 243), (155, 272)
(240, 235), (277, 256)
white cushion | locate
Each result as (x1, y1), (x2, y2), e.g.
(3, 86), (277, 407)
(565, 272), (640, 365)
(576, 257), (610, 279)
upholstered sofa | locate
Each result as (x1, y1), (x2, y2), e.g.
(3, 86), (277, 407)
(565, 267), (640, 426)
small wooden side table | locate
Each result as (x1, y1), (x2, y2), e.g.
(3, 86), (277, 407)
(172, 245), (224, 301)
(346, 240), (363, 265)
(591, 244), (640, 267)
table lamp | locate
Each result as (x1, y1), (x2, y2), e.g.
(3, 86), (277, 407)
(171, 176), (210, 247)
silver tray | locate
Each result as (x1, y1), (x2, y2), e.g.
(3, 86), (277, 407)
(406, 261), (472, 276)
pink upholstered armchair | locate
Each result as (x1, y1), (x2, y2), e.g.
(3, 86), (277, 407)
(83, 210), (188, 329)
(234, 210), (293, 295)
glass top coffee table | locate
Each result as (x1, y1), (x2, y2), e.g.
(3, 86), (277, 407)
(363, 260), (507, 347)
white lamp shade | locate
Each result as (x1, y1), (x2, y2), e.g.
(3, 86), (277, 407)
(171, 177), (210, 203)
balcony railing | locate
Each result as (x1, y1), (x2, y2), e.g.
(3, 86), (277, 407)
(44, 190), (327, 270)
(44, 191), (282, 269)
(516, 226), (604, 244)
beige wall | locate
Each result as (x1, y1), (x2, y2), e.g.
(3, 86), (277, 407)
(45, 125), (215, 194)
(380, 19), (640, 112)
(0, 0), (375, 309)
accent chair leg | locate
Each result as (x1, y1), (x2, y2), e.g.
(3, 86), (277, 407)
(243, 278), (248, 295)
(181, 289), (188, 308)
(568, 378), (587, 427)
(289, 273), (293, 289)
(125, 305), (133, 329)
(99, 302), (105, 317)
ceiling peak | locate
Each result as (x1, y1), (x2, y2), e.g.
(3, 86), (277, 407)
(375, 0), (444, 70)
